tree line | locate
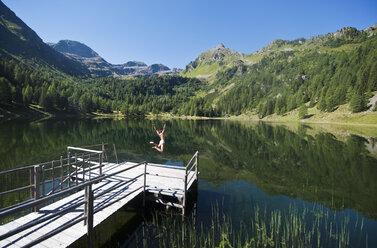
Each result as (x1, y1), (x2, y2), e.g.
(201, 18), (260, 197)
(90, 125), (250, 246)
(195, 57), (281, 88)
(212, 35), (377, 117)
(0, 56), (202, 117)
(1, 32), (376, 118)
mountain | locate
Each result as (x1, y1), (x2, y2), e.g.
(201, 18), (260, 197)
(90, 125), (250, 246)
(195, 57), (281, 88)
(182, 43), (245, 80)
(48, 40), (182, 78)
(0, 0), (181, 80)
(0, 1), (190, 120)
(182, 25), (377, 81)
(50, 40), (100, 58)
(179, 24), (377, 118)
(0, 1), (88, 76)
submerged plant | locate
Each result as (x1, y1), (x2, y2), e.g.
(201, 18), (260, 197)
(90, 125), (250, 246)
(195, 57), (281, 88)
(139, 203), (368, 248)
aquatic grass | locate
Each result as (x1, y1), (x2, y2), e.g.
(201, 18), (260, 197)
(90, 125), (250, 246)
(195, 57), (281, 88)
(141, 203), (369, 248)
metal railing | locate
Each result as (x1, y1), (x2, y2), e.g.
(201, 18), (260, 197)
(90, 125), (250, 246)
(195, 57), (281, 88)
(0, 159), (147, 248)
(0, 148), (199, 247)
(0, 144), (107, 213)
(145, 151), (198, 215)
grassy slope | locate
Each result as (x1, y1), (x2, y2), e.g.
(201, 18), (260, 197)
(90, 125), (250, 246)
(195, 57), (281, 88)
(146, 103), (377, 134)
(180, 30), (377, 124)
(231, 101), (377, 127)
(182, 62), (219, 78)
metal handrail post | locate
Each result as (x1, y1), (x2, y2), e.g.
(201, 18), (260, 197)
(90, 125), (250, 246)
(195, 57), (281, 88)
(42, 165), (45, 197)
(75, 154), (78, 185)
(60, 156), (63, 191)
(99, 153), (102, 176)
(143, 162), (147, 207)
(183, 167), (188, 215)
(195, 151), (199, 181)
(51, 161), (55, 194)
(67, 152), (71, 188)
(33, 165), (40, 212)
(88, 154), (91, 180)
(82, 154), (85, 182)
(29, 167), (34, 202)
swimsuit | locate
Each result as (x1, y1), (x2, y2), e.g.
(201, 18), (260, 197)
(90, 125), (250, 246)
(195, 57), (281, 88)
(159, 140), (165, 147)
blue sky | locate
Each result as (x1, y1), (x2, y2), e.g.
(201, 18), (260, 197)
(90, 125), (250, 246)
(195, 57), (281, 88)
(3, 0), (377, 69)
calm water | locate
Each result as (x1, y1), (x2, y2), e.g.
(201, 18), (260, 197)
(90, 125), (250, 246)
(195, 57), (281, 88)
(1, 119), (377, 247)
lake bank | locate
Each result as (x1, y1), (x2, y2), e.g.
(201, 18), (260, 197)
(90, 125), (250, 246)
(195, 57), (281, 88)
(228, 103), (377, 125)
(2, 102), (377, 129)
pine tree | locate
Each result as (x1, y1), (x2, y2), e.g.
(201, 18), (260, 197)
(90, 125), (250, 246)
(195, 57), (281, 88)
(0, 77), (12, 103)
(350, 93), (366, 113)
(317, 87), (328, 111)
(22, 85), (33, 104)
(298, 104), (308, 119)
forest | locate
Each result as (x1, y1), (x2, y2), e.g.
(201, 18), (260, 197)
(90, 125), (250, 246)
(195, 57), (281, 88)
(0, 56), (202, 117)
(1, 28), (376, 119)
(212, 34), (377, 117)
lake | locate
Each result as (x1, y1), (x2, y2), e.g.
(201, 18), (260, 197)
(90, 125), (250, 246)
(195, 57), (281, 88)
(1, 119), (377, 247)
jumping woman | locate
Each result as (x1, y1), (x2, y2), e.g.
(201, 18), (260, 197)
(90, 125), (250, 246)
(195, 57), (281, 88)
(150, 123), (166, 153)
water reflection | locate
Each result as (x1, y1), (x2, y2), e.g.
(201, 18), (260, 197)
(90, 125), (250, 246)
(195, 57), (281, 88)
(1, 119), (377, 245)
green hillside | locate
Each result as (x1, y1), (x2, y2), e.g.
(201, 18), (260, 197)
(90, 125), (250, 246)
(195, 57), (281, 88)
(181, 43), (246, 80)
(178, 25), (377, 120)
(0, 1), (88, 76)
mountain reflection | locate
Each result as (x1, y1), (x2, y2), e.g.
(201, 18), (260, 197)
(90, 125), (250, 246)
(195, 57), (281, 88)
(1, 119), (376, 219)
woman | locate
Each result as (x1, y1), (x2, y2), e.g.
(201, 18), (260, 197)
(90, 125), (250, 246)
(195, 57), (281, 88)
(150, 123), (166, 152)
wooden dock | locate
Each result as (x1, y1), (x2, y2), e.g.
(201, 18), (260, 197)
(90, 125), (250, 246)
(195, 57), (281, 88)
(0, 146), (199, 247)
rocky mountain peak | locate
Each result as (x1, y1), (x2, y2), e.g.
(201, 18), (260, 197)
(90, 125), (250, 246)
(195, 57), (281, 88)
(214, 43), (226, 50)
(50, 40), (99, 58)
(364, 23), (377, 37)
(123, 61), (147, 67)
(182, 43), (244, 76)
(47, 40), (181, 77)
(0, 2), (88, 76)
(332, 27), (359, 39)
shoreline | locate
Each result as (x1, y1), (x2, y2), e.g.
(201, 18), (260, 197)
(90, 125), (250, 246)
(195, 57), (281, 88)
(145, 111), (377, 127)
(2, 103), (376, 128)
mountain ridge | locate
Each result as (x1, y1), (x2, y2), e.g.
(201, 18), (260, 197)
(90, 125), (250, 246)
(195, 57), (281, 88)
(0, 1), (89, 76)
(182, 24), (377, 80)
(48, 39), (182, 78)
(182, 43), (244, 79)
(51, 40), (100, 58)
